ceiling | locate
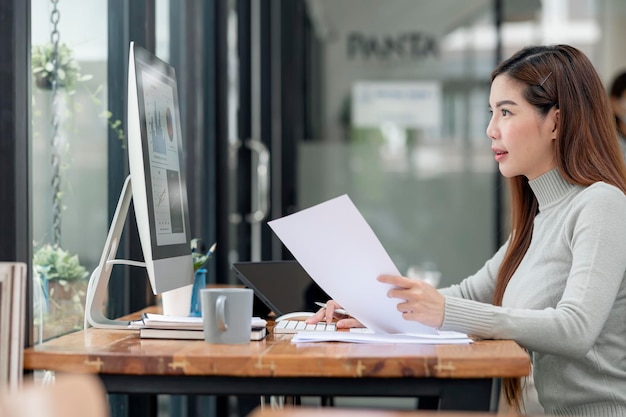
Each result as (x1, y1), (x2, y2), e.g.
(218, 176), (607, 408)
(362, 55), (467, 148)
(306, 0), (542, 40)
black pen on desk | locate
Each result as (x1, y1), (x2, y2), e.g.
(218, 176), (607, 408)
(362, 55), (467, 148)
(314, 301), (348, 315)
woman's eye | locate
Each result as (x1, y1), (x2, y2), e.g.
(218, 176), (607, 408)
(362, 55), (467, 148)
(501, 109), (511, 116)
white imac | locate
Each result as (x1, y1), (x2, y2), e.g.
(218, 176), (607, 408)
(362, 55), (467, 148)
(85, 42), (194, 329)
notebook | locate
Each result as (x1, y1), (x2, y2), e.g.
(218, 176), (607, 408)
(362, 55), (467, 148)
(231, 260), (329, 317)
(135, 314), (268, 340)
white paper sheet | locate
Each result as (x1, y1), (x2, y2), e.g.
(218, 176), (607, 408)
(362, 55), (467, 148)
(291, 330), (472, 344)
(268, 194), (436, 335)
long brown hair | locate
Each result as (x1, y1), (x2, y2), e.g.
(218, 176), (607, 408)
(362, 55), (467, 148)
(491, 45), (626, 411)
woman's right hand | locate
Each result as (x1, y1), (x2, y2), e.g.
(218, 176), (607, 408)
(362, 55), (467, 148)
(305, 299), (364, 329)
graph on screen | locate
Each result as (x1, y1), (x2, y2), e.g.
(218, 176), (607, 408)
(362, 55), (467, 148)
(141, 70), (186, 246)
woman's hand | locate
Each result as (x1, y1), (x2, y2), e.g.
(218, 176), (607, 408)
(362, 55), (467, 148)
(377, 274), (445, 329)
(305, 299), (364, 329)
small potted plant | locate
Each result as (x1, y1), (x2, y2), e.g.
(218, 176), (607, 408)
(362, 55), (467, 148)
(189, 239), (216, 316)
(33, 243), (90, 333)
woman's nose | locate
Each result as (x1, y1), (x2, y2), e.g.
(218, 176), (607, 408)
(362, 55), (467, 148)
(486, 118), (497, 140)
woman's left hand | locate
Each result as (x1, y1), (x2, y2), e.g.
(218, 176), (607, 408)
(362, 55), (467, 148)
(376, 274), (445, 329)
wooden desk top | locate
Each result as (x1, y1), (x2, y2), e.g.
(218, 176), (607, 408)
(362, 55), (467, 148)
(248, 408), (513, 417)
(23, 327), (530, 379)
(248, 407), (543, 417)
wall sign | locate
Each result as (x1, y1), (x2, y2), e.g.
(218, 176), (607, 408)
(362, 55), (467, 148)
(347, 31), (438, 61)
(351, 81), (441, 128)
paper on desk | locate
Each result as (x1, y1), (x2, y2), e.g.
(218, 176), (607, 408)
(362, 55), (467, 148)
(138, 313), (267, 330)
(291, 330), (472, 344)
(268, 194), (437, 335)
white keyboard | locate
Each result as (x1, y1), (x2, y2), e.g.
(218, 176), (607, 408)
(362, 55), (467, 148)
(273, 320), (337, 334)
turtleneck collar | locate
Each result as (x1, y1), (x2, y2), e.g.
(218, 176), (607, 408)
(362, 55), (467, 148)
(528, 168), (578, 210)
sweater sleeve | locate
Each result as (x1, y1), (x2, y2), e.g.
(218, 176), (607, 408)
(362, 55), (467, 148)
(440, 185), (626, 358)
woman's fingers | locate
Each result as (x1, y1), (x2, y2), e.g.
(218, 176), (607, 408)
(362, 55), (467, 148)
(336, 318), (364, 329)
(377, 274), (414, 288)
(305, 307), (327, 324)
(376, 274), (445, 328)
(305, 300), (346, 324)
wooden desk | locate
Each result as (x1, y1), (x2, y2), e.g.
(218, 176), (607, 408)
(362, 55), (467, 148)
(247, 406), (550, 417)
(23, 326), (530, 412)
(248, 407), (520, 417)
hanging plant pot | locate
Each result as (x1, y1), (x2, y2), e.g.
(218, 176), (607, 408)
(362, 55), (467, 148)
(34, 72), (67, 91)
(35, 73), (53, 90)
(32, 42), (79, 93)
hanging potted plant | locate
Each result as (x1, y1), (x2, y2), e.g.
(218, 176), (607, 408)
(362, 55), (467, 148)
(31, 42), (92, 94)
(32, 42), (125, 145)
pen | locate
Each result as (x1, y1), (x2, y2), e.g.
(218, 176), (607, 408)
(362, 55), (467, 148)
(193, 242), (216, 271)
(315, 301), (348, 316)
(206, 242), (216, 258)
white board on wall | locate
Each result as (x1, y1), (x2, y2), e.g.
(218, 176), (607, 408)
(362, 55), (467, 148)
(351, 81), (441, 128)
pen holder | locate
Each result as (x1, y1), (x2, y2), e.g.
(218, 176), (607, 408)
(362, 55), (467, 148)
(189, 268), (207, 317)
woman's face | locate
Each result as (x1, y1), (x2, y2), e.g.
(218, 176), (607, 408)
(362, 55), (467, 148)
(486, 74), (559, 180)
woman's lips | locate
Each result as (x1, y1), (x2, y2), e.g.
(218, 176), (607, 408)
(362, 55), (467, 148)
(493, 149), (508, 162)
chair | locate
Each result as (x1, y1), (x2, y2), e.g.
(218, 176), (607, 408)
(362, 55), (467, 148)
(0, 262), (27, 391)
(0, 373), (109, 417)
(0, 262), (109, 417)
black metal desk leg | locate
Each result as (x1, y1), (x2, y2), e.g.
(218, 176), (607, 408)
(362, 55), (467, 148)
(439, 379), (493, 411)
(417, 396), (439, 409)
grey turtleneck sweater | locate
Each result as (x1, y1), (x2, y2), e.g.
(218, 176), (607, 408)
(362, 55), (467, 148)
(439, 168), (626, 416)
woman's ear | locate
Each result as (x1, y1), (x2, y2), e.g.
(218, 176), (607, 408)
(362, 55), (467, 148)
(551, 107), (560, 137)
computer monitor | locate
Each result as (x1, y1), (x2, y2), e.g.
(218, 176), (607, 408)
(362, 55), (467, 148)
(84, 42), (194, 329)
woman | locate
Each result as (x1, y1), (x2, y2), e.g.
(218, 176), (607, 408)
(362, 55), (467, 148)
(308, 45), (626, 415)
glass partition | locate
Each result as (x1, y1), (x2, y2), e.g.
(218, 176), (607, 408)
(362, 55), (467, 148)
(300, 0), (497, 287)
(31, 0), (111, 341)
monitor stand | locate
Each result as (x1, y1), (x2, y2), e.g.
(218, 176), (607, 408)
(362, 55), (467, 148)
(84, 175), (146, 330)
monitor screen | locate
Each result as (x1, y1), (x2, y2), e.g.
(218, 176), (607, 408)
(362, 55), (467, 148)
(129, 42), (194, 294)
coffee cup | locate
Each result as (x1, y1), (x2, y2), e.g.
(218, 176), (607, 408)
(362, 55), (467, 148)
(200, 288), (253, 344)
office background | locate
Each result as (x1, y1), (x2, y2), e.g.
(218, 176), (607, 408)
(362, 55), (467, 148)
(2, 0), (626, 416)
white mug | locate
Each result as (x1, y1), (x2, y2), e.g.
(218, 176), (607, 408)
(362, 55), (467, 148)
(200, 288), (253, 344)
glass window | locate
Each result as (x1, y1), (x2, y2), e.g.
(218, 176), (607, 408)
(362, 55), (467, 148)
(31, 0), (112, 342)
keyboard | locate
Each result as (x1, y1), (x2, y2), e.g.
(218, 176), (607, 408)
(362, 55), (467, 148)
(273, 320), (337, 334)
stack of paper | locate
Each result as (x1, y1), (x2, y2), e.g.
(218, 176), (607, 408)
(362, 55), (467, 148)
(291, 329), (472, 344)
(135, 313), (268, 341)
